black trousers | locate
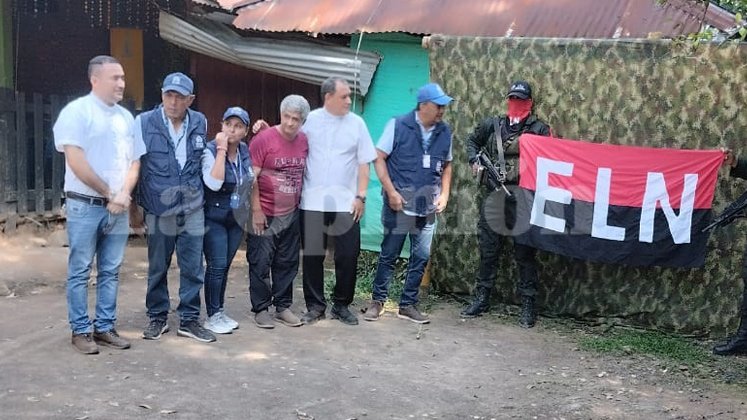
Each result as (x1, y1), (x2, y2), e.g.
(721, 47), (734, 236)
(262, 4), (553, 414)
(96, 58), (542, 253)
(247, 210), (300, 313)
(475, 192), (538, 297)
(301, 210), (361, 311)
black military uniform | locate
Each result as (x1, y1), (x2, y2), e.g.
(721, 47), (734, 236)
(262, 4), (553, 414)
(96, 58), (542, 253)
(714, 157), (747, 355)
(462, 81), (550, 328)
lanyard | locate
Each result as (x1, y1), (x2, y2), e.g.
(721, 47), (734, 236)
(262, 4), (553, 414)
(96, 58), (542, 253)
(228, 156), (242, 186)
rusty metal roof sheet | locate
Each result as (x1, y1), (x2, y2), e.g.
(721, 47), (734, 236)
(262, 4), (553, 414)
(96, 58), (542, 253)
(221, 0), (734, 38)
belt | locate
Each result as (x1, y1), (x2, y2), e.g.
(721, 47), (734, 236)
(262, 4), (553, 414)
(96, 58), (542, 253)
(65, 191), (108, 206)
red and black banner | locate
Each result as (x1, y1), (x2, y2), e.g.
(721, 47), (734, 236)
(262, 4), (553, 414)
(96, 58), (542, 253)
(512, 135), (724, 268)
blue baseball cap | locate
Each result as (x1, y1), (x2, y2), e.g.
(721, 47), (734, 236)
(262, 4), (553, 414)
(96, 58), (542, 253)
(162, 72), (194, 96)
(222, 106), (250, 126)
(416, 82), (453, 106)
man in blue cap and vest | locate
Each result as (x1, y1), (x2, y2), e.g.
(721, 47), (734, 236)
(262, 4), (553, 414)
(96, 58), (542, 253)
(135, 72), (215, 343)
(362, 82), (454, 324)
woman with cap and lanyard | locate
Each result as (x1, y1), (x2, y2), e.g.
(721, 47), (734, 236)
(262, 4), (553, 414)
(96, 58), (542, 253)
(201, 106), (254, 334)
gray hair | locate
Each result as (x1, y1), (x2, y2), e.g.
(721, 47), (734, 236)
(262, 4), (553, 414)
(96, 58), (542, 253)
(88, 55), (120, 78)
(280, 94), (311, 121)
(320, 77), (347, 99)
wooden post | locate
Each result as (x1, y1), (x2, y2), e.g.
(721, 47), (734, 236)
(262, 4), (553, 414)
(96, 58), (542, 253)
(50, 95), (64, 216)
(15, 92), (26, 215)
(33, 93), (43, 215)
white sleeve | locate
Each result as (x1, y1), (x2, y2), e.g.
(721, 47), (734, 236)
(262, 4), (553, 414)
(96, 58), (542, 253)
(357, 119), (377, 164)
(53, 101), (87, 152)
(201, 148), (224, 191)
(128, 112), (146, 161)
(375, 118), (396, 155)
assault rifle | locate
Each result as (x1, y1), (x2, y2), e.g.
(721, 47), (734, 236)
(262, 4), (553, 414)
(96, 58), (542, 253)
(702, 189), (747, 232)
(475, 150), (511, 196)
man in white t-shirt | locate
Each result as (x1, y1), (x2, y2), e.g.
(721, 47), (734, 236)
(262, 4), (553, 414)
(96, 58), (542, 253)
(53, 55), (145, 354)
(299, 77), (377, 325)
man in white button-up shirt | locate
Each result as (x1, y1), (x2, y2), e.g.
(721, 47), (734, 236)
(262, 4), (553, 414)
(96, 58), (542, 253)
(299, 77), (377, 325)
(54, 55), (145, 354)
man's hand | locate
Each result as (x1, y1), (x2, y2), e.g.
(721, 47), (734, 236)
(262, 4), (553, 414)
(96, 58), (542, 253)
(722, 147), (737, 168)
(350, 197), (365, 222)
(106, 201), (126, 214)
(387, 191), (405, 211)
(471, 162), (480, 177)
(435, 194), (449, 213)
(252, 210), (268, 235)
(106, 191), (129, 214)
(252, 119), (270, 134)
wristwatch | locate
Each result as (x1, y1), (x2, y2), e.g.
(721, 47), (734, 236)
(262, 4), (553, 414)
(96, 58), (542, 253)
(355, 195), (366, 203)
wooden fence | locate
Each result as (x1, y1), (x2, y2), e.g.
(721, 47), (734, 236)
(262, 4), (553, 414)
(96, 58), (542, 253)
(0, 90), (70, 225)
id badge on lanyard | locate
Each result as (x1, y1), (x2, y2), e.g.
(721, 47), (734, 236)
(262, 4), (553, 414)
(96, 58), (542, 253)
(422, 154), (431, 169)
(229, 159), (242, 209)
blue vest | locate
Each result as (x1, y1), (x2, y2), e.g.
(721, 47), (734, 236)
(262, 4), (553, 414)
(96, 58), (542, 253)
(137, 106), (207, 217)
(386, 110), (452, 216)
(203, 141), (254, 211)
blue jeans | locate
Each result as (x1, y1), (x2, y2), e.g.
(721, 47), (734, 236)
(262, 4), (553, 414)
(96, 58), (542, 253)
(65, 199), (129, 334)
(372, 205), (435, 307)
(203, 206), (244, 317)
(145, 211), (205, 323)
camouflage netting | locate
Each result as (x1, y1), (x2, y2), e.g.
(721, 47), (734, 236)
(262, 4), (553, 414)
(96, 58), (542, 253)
(427, 36), (747, 336)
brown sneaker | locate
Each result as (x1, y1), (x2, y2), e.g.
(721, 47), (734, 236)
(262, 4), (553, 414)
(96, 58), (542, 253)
(254, 310), (275, 329)
(274, 308), (302, 327)
(71, 333), (99, 354)
(362, 301), (384, 322)
(397, 305), (430, 324)
(94, 329), (131, 349)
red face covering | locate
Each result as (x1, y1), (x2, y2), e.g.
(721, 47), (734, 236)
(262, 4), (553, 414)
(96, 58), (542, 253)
(507, 98), (533, 124)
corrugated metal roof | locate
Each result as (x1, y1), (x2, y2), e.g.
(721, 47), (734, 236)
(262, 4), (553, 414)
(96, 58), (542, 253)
(159, 11), (381, 95)
(225, 0), (734, 38)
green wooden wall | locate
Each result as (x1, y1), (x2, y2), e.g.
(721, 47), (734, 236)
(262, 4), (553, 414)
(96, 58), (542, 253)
(351, 32), (430, 252)
(0, 0), (12, 89)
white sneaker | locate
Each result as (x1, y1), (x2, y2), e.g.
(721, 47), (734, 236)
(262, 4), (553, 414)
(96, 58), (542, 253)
(204, 313), (233, 334)
(219, 311), (239, 330)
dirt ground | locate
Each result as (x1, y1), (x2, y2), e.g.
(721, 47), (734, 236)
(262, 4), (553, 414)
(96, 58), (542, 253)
(1, 228), (746, 420)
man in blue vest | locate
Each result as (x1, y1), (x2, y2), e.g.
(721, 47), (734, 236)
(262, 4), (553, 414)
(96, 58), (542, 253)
(135, 72), (215, 343)
(362, 82), (454, 324)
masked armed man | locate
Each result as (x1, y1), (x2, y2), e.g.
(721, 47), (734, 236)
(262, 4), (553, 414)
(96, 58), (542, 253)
(462, 80), (551, 328)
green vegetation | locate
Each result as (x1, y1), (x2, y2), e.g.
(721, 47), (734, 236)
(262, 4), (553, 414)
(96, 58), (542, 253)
(322, 250), (438, 311)
(578, 328), (709, 365)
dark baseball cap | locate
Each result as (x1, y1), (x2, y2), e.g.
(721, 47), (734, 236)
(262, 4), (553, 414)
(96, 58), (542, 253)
(507, 80), (532, 99)
(222, 106), (250, 126)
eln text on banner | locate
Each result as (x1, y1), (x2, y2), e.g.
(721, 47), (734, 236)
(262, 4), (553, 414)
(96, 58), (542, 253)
(512, 135), (723, 268)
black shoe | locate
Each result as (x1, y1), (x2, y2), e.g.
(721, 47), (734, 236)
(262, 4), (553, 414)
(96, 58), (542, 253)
(143, 319), (169, 340)
(300, 309), (326, 325)
(330, 304), (359, 325)
(177, 320), (216, 343)
(519, 296), (536, 328)
(713, 331), (747, 356)
(460, 287), (491, 318)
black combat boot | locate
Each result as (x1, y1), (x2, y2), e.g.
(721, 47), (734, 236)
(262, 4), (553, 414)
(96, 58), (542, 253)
(713, 315), (747, 356)
(518, 296), (536, 328)
(460, 287), (491, 318)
